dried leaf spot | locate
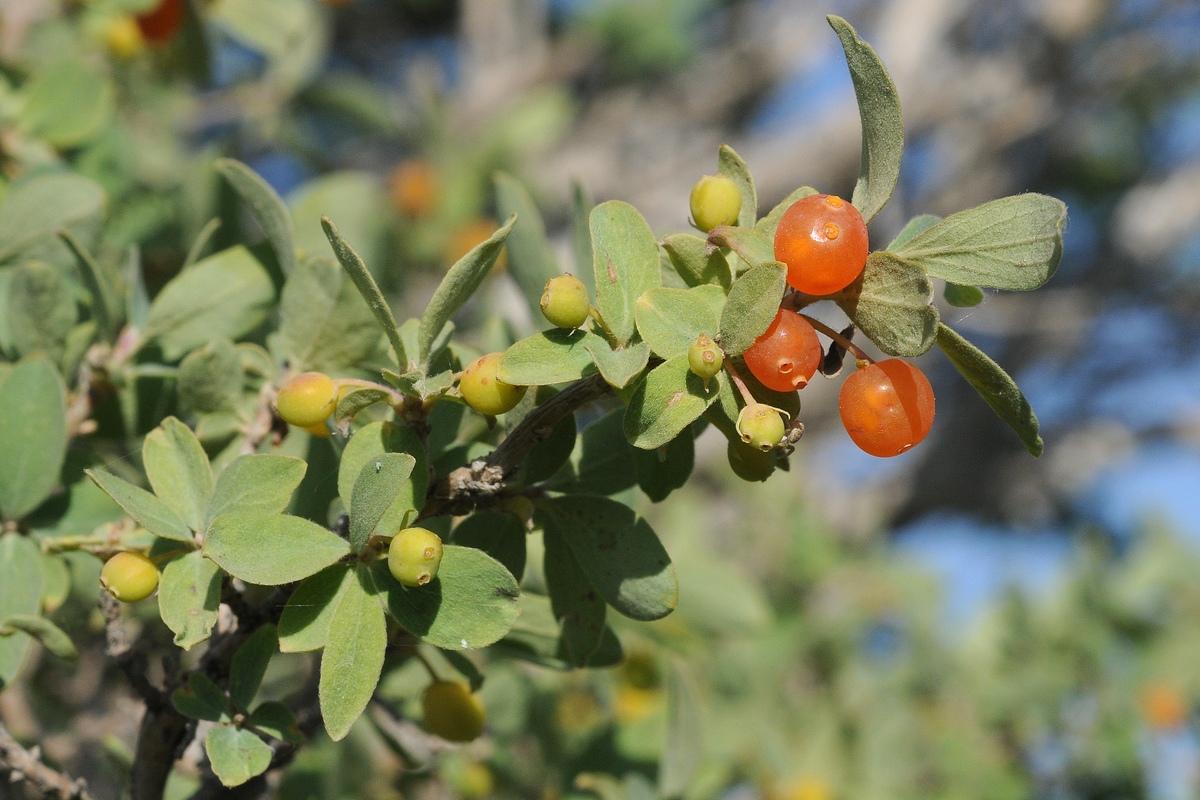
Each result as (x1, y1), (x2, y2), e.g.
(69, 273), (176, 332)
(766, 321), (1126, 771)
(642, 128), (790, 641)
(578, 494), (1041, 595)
(606, 259), (618, 285)
(667, 390), (685, 407)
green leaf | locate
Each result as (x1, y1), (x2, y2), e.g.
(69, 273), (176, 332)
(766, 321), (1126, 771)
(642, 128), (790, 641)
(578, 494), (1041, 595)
(660, 661), (704, 799)
(569, 409), (637, 496)
(0, 173), (106, 264)
(320, 566), (386, 741)
(719, 261), (787, 356)
(21, 60), (114, 149)
(86, 469), (193, 543)
(828, 15), (903, 224)
(333, 387), (391, 431)
(215, 158), (297, 277)
(753, 186), (818, 239)
(374, 545), (520, 650)
(338, 422), (427, 536)
(887, 214), (941, 250)
(494, 172), (562, 315)
(0, 534), (43, 690)
(706, 226), (773, 270)
(543, 525), (608, 667)
(7, 261), (75, 361)
(206, 455), (307, 528)
(450, 512), (526, 580)
(0, 615), (76, 662)
(889, 194), (1067, 290)
(590, 201), (662, 344)
(158, 551), (222, 650)
(248, 701), (302, 743)
(280, 257), (383, 372)
(623, 354), (718, 450)
(717, 145), (758, 229)
(419, 216), (516, 366)
(635, 428), (694, 503)
(278, 565), (353, 653)
(143, 417), (214, 533)
(143, 246), (275, 361)
(936, 323), (1043, 456)
(584, 340), (650, 389)
(230, 624), (278, 712)
(497, 329), (600, 386)
(205, 727), (272, 788)
(204, 512), (350, 586)
(837, 251), (939, 357)
(177, 338), (242, 413)
(172, 672), (230, 722)
(348, 453), (416, 552)
(541, 495), (677, 621)
(321, 217), (408, 369)
(662, 233), (730, 290)
(944, 283), (985, 307)
(0, 359), (67, 521)
(634, 285), (725, 359)
(495, 594), (622, 670)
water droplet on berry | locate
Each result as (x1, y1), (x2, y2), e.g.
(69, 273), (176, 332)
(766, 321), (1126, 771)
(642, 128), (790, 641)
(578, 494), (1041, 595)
(823, 222), (840, 240)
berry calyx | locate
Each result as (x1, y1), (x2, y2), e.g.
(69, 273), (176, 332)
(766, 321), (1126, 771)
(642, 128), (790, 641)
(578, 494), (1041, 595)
(135, 0), (184, 44)
(99, 552), (159, 603)
(689, 174), (743, 232)
(742, 310), (822, 393)
(774, 194), (869, 295)
(422, 681), (487, 742)
(275, 372), (338, 428)
(540, 275), (591, 330)
(687, 335), (723, 383)
(459, 353), (527, 416)
(388, 527), (444, 587)
(838, 359), (935, 457)
(736, 403), (786, 452)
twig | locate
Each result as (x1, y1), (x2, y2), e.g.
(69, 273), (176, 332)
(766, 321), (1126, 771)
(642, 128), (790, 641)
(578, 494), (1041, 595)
(99, 592), (163, 706)
(0, 722), (95, 800)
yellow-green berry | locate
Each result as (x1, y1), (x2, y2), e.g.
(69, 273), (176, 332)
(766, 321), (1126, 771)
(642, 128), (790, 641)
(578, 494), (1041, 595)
(99, 552), (159, 603)
(726, 439), (776, 482)
(276, 372), (338, 428)
(689, 174), (742, 232)
(687, 335), (723, 383)
(422, 680), (487, 742)
(388, 527), (444, 587)
(540, 275), (591, 329)
(459, 353), (527, 416)
(736, 403), (785, 452)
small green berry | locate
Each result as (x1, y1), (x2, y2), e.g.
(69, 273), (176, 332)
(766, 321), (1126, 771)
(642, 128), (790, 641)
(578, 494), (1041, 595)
(726, 439), (776, 482)
(687, 335), (723, 383)
(459, 353), (527, 416)
(422, 680), (487, 742)
(689, 174), (742, 233)
(540, 275), (591, 329)
(736, 403), (786, 452)
(388, 527), (444, 587)
(276, 372), (338, 428)
(99, 552), (159, 603)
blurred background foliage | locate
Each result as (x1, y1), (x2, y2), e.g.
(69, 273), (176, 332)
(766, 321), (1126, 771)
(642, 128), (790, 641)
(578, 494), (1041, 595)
(1, 0), (1199, 798)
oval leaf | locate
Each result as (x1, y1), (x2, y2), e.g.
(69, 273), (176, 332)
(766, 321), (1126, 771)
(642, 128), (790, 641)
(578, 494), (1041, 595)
(662, 233), (730, 290)
(215, 158), (297, 277)
(348, 453), (416, 552)
(623, 354), (718, 450)
(320, 567), (387, 741)
(204, 512), (350, 586)
(143, 417), (213, 533)
(498, 329), (600, 386)
(157, 551), (222, 650)
(7, 261), (75, 362)
(591, 201), (662, 344)
(86, 469), (193, 543)
(543, 526), (608, 667)
(719, 261), (786, 356)
(584, 340), (650, 389)
(207, 455), (307, 528)
(338, 422), (427, 536)
(0, 173), (106, 264)
(206, 727), (272, 788)
(0, 359), (67, 521)
(717, 145), (758, 229)
(634, 285), (725, 359)
(230, 624), (279, 712)
(278, 565), (353, 653)
(707, 226), (773, 271)
(321, 217), (408, 369)
(281, 257), (384, 373)
(0, 533), (43, 689)
(837, 251), (939, 357)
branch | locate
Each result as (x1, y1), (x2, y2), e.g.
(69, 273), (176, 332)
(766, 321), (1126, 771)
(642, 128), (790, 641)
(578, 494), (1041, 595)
(0, 723), (95, 800)
(420, 373), (613, 518)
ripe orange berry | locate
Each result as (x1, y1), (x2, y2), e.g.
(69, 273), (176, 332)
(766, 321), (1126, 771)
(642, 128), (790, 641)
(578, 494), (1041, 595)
(275, 372), (338, 428)
(774, 194), (869, 295)
(388, 160), (437, 218)
(742, 310), (821, 393)
(136, 0), (184, 44)
(838, 359), (935, 457)
(422, 681), (487, 742)
(459, 353), (526, 416)
(100, 552), (159, 603)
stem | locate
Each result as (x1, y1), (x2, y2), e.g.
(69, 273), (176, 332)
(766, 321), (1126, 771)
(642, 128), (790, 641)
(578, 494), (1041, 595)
(799, 314), (872, 363)
(722, 359), (757, 406)
(411, 647), (441, 683)
(0, 723), (95, 800)
(587, 305), (620, 348)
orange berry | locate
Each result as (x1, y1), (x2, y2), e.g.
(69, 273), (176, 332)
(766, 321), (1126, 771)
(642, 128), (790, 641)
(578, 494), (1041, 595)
(774, 194), (868, 295)
(838, 359), (934, 457)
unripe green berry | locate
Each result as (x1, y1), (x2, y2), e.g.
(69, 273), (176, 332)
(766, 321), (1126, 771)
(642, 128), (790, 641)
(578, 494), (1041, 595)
(736, 403), (786, 452)
(276, 372), (338, 428)
(687, 335), (723, 382)
(727, 439), (776, 482)
(540, 275), (591, 329)
(689, 174), (742, 233)
(459, 353), (527, 416)
(99, 552), (159, 603)
(422, 680), (487, 742)
(388, 527), (444, 587)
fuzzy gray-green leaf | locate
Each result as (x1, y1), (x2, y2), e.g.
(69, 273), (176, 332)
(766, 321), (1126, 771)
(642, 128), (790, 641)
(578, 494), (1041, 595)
(177, 337), (242, 413)
(230, 624), (278, 712)
(338, 422), (427, 537)
(87, 469), (194, 543)
(591, 201), (662, 344)
(717, 145), (757, 228)
(215, 158), (297, 277)
(719, 261), (786, 356)
(7, 261), (75, 362)
(320, 567), (386, 741)
(623, 354), (718, 450)
(0, 359), (67, 521)
(158, 551), (222, 650)
(498, 329), (600, 386)
(206, 455), (307, 528)
(0, 533), (43, 690)
(838, 251), (939, 357)
(278, 565), (353, 653)
(542, 525), (608, 667)
(662, 233), (731, 290)
(753, 186), (818, 240)
(634, 285), (724, 360)
(584, 340), (650, 389)
(349, 453), (416, 552)
(0, 615), (76, 662)
(206, 727), (272, 788)
(143, 417), (214, 533)
(280, 257), (383, 372)
(204, 512), (350, 586)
